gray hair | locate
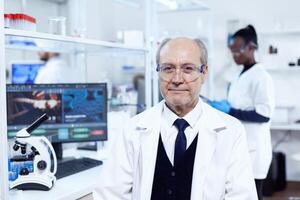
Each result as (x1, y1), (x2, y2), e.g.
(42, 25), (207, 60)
(156, 37), (208, 65)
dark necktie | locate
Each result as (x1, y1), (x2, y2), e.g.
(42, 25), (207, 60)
(173, 118), (189, 166)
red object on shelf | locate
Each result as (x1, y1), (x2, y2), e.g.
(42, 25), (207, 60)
(4, 13), (37, 30)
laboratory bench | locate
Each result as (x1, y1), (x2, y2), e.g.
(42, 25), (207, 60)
(7, 111), (127, 200)
(9, 148), (108, 200)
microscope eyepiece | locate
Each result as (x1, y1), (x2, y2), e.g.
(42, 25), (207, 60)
(26, 114), (49, 134)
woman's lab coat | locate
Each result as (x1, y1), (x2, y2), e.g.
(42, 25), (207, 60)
(228, 63), (275, 179)
(93, 100), (257, 200)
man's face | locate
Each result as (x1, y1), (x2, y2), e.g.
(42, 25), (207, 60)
(158, 38), (208, 114)
(229, 36), (251, 65)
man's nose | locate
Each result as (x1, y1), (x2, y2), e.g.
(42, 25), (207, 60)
(171, 69), (184, 83)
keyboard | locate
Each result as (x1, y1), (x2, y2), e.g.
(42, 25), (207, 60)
(55, 157), (103, 179)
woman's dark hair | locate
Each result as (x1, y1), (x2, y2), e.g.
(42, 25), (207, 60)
(233, 24), (258, 49)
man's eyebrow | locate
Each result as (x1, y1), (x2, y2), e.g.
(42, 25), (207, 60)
(160, 62), (175, 65)
(181, 62), (196, 65)
(161, 61), (195, 64)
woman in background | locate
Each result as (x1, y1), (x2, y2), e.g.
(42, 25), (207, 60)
(209, 25), (275, 200)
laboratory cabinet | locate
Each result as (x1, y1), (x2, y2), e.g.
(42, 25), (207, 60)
(259, 31), (300, 182)
(258, 31), (300, 124)
(259, 31), (300, 71)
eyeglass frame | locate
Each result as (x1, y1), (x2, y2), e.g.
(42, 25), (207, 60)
(229, 42), (258, 55)
(229, 45), (248, 55)
(156, 63), (206, 82)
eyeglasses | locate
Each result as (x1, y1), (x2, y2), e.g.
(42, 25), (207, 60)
(230, 45), (247, 55)
(156, 63), (206, 82)
(230, 42), (258, 55)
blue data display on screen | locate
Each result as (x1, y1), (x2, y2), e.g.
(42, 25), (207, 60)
(63, 89), (105, 123)
(12, 63), (44, 84)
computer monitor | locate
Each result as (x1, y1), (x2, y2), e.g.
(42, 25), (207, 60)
(6, 83), (107, 159)
(11, 61), (45, 84)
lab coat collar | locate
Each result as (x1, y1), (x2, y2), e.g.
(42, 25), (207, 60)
(136, 99), (222, 132)
(135, 100), (229, 199)
(239, 62), (262, 77)
(162, 98), (203, 129)
(135, 100), (165, 131)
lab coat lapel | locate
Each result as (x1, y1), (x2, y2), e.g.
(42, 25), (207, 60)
(136, 102), (164, 200)
(191, 104), (222, 199)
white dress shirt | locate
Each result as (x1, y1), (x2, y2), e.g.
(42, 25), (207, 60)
(160, 98), (203, 165)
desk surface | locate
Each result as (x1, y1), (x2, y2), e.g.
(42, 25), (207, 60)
(9, 148), (107, 200)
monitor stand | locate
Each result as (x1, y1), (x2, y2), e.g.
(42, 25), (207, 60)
(52, 142), (98, 162)
(77, 142), (97, 151)
(52, 142), (63, 160)
(52, 143), (77, 163)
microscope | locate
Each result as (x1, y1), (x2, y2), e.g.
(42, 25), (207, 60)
(9, 114), (57, 191)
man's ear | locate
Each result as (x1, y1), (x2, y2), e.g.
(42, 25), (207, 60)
(201, 64), (208, 74)
(200, 65), (208, 83)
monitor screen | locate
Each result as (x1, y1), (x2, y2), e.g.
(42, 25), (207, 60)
(6, 83), (107, 143)
(11, 61), (45, 84)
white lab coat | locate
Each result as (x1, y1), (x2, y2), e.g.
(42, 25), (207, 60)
(228, 63), (275, 179)
(34, 57), (75, 84)
(93, 100), (257, 200)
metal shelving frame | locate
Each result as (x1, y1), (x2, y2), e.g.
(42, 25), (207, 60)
(0, 0), (9, 199)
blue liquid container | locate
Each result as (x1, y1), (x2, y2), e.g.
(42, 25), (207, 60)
(8, 159), (34, 181)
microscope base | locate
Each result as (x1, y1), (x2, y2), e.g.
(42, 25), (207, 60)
(10, 174), (56, 191)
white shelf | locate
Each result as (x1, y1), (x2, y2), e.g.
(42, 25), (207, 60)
(259, 30), (300, 37)
(42, 0), (67, 3)
(114, 0), (141, 7)
(157, 0), (210, 13)
(19, 0), (67, 5)
(266, 67), (300, 72)
(5, 29), (148, 54)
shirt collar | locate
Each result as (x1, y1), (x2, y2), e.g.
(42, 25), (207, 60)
(162, 98), (203, 128)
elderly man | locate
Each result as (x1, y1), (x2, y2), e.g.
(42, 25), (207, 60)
(93, 37), (257, 200)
